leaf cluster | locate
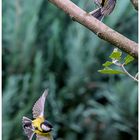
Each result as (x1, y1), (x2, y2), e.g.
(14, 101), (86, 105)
(98, 49), (134, 75)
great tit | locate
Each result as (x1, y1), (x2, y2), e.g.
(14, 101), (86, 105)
(22, 90), (53, 140)
(90, 0), (116, 20)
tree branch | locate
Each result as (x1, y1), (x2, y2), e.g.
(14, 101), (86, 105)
(121, 64), (138, 82)
(49, 0), (138, 59)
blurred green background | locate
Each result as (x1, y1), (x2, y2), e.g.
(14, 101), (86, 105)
(2, 0), (138, 140)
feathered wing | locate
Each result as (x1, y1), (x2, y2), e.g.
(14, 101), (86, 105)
(22, 116), (35, 140)
(32, 89), (48, 118)
(90, 8), (104, 21)
(101, 0), (116, 16)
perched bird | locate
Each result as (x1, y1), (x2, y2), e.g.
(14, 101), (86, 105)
(22, 90), (53, 140)
(90, 0), (116, 21)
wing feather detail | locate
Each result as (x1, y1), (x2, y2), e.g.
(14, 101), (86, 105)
(22, 116), (35, 140)
(32, 89), (48, 118)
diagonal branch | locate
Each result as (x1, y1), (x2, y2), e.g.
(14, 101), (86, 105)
(49, 0), (138, 59)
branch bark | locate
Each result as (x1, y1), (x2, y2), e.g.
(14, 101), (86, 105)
(49, 0), (138, 59)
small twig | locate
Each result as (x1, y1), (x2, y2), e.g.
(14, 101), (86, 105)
(121, 64), (138, 82)
(135, 72), (138, 79)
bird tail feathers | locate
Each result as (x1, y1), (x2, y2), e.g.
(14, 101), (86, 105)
(90, 8), (104, 21)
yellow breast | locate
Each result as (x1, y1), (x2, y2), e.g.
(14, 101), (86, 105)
(32, 117), (51, 136)
(32, 117), (44, 131)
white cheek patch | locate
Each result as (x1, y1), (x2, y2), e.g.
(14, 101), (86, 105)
(41, 124), (51, 132)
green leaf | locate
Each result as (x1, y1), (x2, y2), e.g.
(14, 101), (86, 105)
(98, 68), (125, 74)
(102, 61), (113, 67)
(109, 49), (122, 61)
(124, 55), (134, 65)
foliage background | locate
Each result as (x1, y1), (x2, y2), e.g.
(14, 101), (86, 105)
(2, 0), (138, 140)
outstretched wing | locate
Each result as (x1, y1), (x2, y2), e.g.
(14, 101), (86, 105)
(32, 89), (48, 118)
(22, 116), (35, 140)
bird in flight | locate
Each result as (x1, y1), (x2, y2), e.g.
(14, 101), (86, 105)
(22, 89), (53, 140)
